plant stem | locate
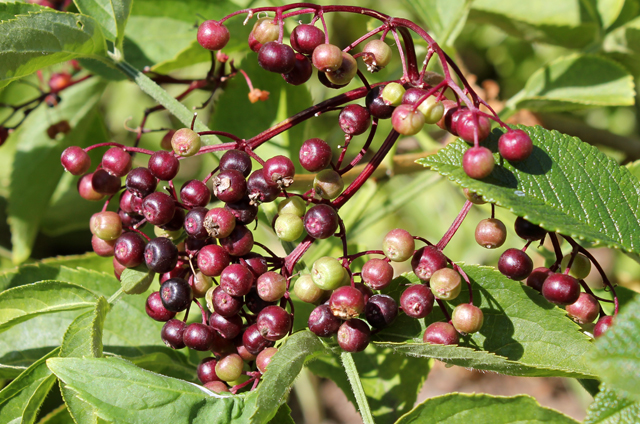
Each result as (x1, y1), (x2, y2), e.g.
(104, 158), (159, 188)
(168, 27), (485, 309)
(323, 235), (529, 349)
(340, 351), (374, 424)
(107, 288), (123, 304)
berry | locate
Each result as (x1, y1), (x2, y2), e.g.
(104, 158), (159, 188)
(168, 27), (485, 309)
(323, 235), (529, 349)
(463, 146), (494, 179)
(204, 381), (229, 393)
(191, 272), (213, 298)
(102, 147), (132, 177)
(61, 146), (90, 175)
(526, 267), (552, 292)
(77, 173), (105, 201)
(313, 169), (344, 200)
(290, 24), (324, 55)
(400, 284), (434, 318)
(257, 271), (287, 302)
(219, 225), (254, 256)
(114, 232), (146, 268)
(245, 287), (275, 314)
(242, 253), (269, 279)
(263, 155), (295, 188)
(209, 312), (243, 339)
(566, 292), (600, 324)
(203, 207), (236, 239)
(499, 129), (533, 162)
(142, 192), (175, 226)
(304, 204), (339, 239)
(455, 110), (491, 144)
(91, 169), (121, 195)
(561, 253), (592, 280)
(248, 31), (263, 52)
(256, 347), (278, 374)
(362, 39), (392, 71)
(48, 72), (72, 91)
(498, 248), (533, 281)
(275, 213), (304, 242)
(361, 258), (394, 289)
(215, 354), (244, 382)
(183, 323), (214, 351)
(430, 268), (462, 301)
(258, 42), (296, 73)
(293, 274), (327, 304)
(91, 235), (116, 257)
(312, 43), (343, 72)
(326, 52), (358, 86)
(365, 294), (398, 328)
(180, 179), (211, 208)
(382, 83), (405, 106)
(257, 305), (291, 341)
(282, 53), (313, 85)
(366, 85), (395, 119)
(402, 88), (428, 106)
(144, 237), (178, 273)
(541, 273), (581, 305)
(463, 188), (486, 205)
(277, 196), (307, 217)
(391, 104), (425, 135)
(330, 286), (365, 320)
(423, 322), (458, 345)
(220, 150), (252, 177)
(383, 229), (415, 262)
(514, 217), (546, 241)
(220, 263), (254, 297)
(225, 197), (258, 225)
(417, 97), (445, 124)
(593, 315), (614, 338)
(113, 258), (126, 280)
(197, 358), (220, 384)
(145, 291), (176, 322)
(311, 256), (345, 290)
(411, 246), (447, 281)
(197, 20), (230, 51)
(161, 319), (186, 349)
(308, 304), (341, 337)
(475, 218), (507, 249)
(120, 210), (145, 229)
(148, 151), (180, 181)
(251, 17), (279, 44)
(211, 286), (243, 317)
(213, 169), (247, 203)
(337, 319), (370, 352)
(171, 128), (201, 157)
(184, 207), (209, 239)
(159, 277), (192, 312)
(339, 104), (371, 136)
(90, 211), (122, 241)
(451, 303), (484, 334)
(247, 169), (281, 204)
(125, 168), (157, 200)
(243, 323), (275, 355)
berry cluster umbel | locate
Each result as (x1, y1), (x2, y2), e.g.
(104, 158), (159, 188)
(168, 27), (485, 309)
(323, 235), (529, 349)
(58, 2), (617, 395)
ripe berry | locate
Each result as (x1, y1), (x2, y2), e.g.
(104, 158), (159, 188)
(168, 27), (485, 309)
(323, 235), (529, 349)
(209, 313), (243, 339)
(362, 39), (392, 71)
(313, 169), (344, 199)
(125, 167), (157, 198)
(383, 229), (415, 262)
(225, 197), (258, 225)
(213, 169), (247, 203)
(145, 291), (176, 322)
(430, 268), (462, 301)
(330, 286), (365, 320)
(258, 42), (296, 73)
(220, 149), (252, 177)
(541, 273), (581, 305)
(242, 253), (269, 279)
(203, 207), (236, 239)
(526, 267), (552, 292)
(290, 24), (324, 55)
(326, 52), (358, 86)
(566, 292), (600, 324)
(475, 218), (507, 249)
(197, 357), (220, 384)
(311, 256), (345, 290)
(245, 287), (275, 314)
(198, 244), (231, 277)
(161, 130), (176, 151)
(144, 237), (178, 273)
(339, 104), (371, 136)
(382, 83), (406, 106)
(308, 304), (341, 337)
(499, 129), (533, 162)
(247, 169), (281, 204)
(274, 213), (304, 242)
(256, 347), (278, 374)
(294, 274), (327, 304)
(455, 110), (491, 144)
(593, 315), (614, 338)
(211, 286), (243, 317)
(114, 232), (146, 268)
(183, 323), (214, 351)
(277, 196), (307, 217)
(102, 147), (132, 177)
(423, 322), (459, 345)
(204, 381), (229, 393)
(248, 31), (263, 52)
(402, 88), (428, 106)
(180, 179), (211, 208)
(161, 319), (186, 349)
(498, 248), (533, 280)
(282, 53), (313, 85)
(561, 253), (592, 280)
(451, 303), (484, 334)
(361, 258), (394, 290)
(463, 146), (494, 179)
(148, 151), (179, 181)
(92, 235), (116, 257)
(337, 319), (370, 352)
(0, 126), (8, 146)
(48, 72), (72, 91)
(220, 263), (254, 297)
(61, 146), (90, 175)
(257, 271), (287, 302)
(120, 210), (145, 229)
(400, 284), (434, 318)
(171, 128), (201, 157)
(184, 207), (209, 239)
(251, 17), (279, 44)
(411, 246), (447, 281)
(243, 323), (275, 355)
(78, 173), (105, 201)
(263, 155), (295, 188)
(215, 354), (244, 382)
(365, 294), (398, 328)
(142, 192), (175, 226)
(304, 204), (339, 239)
(257, 305), (291, 341)
(391, 104), (425, 136)
(91, 169), (121, 195)
(366, 85), (394, 119)
(219, 225), (254, 256)
(197, 20), (230, 51)
(90, 211), (122, 241)
(514, 217), (546, 241)
(160, 277), (192, 312)
(312, 43), (343, 72)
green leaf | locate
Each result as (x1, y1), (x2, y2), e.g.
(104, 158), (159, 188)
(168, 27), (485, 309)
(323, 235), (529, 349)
(74, 0), (133, 48)
(395, 393), (579, 423)
(120, 265), (155, 294)
(418, 125), (640, 255)
(376, 267), (596, 378)
(7, 78), (107, 264)
(400, 0), (472, 46)
(585, 385), (640, 424)
(150, 40), (211, 74)
(508, 54), (635, 111)
(37, 404), (75, 424)
(267, 404), (294, 424)
(307, 345), (431, 424)
(0, 7), (107, 89)
(0, 348), (60, 424)
(0, 281), (96, 333)
(591, 294), (640, 401)
(46, 356), (243, 424)
(597, 0), (626, 29)
(469, 0), (598, 48)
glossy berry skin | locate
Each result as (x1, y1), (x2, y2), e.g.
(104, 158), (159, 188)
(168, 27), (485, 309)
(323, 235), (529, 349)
(258, 42), (296, 73)
(275, 213), (304, 242)
(361, 258), (394, 289)
(126, 167), (157, 198)
(160, 206), (185, 230)
(242, 253), (269, 279)
(219, 225), (254, 256)
(593, 315), (614, 338)
(382, 83), (406, 106)
(148, 151), (180, 181)
(142, 192), (175, 226)
(423, 322), (459, 345)
(402, 88), (428, 106)
(225, 197), (258, 225)
(114, 232), (146, 268)
(290, 24), (324, 54)
(91, 169), (121, 195)
(251, 17), (279, 44)
(526, 267), (552, 292)
(383, 229), (415, 262)
(91, 235), (116, 257)
(61, 146), (90, 175)
(190, 272), (213, 299)
(308, 304), (341, 337)
(263, 155), (295, 188)
(566, 292), (600, 324)
(304, 204), (339, 239)
(220, 149), (252, 177)
(119, 210), (144, 229)
(299, 138), (332, 172)
(161, 130), (176, 150)
(312, 43), (343, 72)
(180, 180), (211, 208)
(430, 268), (462, 301)
(257, 271), (287, 302)
(326, 52), (358, 86)
(247, 31), (263, 52)
(330, 286), (365, 320)
(256, 347), (278, 374)
(243, 323), (275, 355)
(365, 85), (395, 119)
(171, 128), (201, 157)
(411, 246), (448, 281)
(362, 39), (392, 71)
(541, 273), (581, 305)
(451, 304), (484, 334)
(144, 237), (178, 273)
(391, 104), (425, 136)
(220, 264), (254, 297)
(437, 102), (464, 135)
(78, 173), (105, 201)
(475, 218), (507, 249)
(161, 319), (186, 349)
(400, 284), (434, 318)
(48, 72), (72, 91)
(245, 288), (275, 314)
(365, 294), (398, 329)
(90, 211), (122, 241)
(257, 305), (291, 341)
(183, 323), (214, 351)
(145, 291), (176, 322)
(247, 169), (281, 204)
(454, 110), (491, 144)
(197, 20), (230, 51)
(211, 286), (243, 317)
(213, 169), (247, 203)
(313, 169), (344, 200)
(282, 54), (313, 86)
(203, 207), (236, 239)
(101, 147), (132, 177)
(463, 146), (494, 179)
(337, 319), (370, 353)
(311, 256), (345, 290)
(499, 129), (533, 162)
(339, 104), (371, 136)
(498, 249), (533, 281)
(184, 207), (209, 239)
(514, 217), (546, 241)
(209, 313), (243, 340)
(197, 358), (220, 384)
(160, 277), (192, 312)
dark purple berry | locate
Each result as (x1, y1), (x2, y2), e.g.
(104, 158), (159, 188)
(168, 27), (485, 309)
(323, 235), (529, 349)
(148, 150), (180, 181)
(212, 286), (243, 317)
(400, 284), (434, 318)
(197, 20), (230, 51)
(225, 197), (258, 225)
(159, 207), (185, 232)
(180, 180), (211, 208)
(114, 232), (146, 268)
(304, 204), (339, 239)
(245, 287), (275, 314)
(247, 169), (281, 204)
(220, 150), (252, 177)
(126, 167), (157, 198)
(241, 253), (269, 279)
(308, 304), (341, 337)
(402, 88), (428, 106)
(257, 305), (291, 341)
(184, 207), (209, 239)
(145, 291), (176, 322)
(144, 237), (178, 273)
(243, 323), (275, 355)
(365, 85), (394, 119)
(118, 210), (144, 228)
(183, 323), (214, 351)
(499, 129), (533, 162)
(498, 248), (533, 280)
(365, 294), (398, 328)
(219, 225), (254, 256)
(263, 155), (295, 188)
(337, 319), (370, 353)
(91, 169), (121, 195)
(220, 264), (254, 297)
(541, 273), (581, 305)
(339, 104), (371, 136)
(209, 313), (243, 339)
(514, 217), (546, 241)
(290, 24), (324, 55)
(203, 207), (236, 239)
(142, 192), (175, 226)
(423, 322), (459, 345)
(258, 42), (296, 73)
(119, 190), (143, 214)
(161, 319), (186, 349)
(282, 53), (313, 85)
(61, 146), (90, 175)
(526, 267), (552, 292)
(160, 277), (192, 312)
(299, 138), (332, 172)
(197, 357), (220, 384)
(102, 147), (132, 177)
(198, 244), (231, 277)
(411, 246), (447, 281)
(213, 169), (247, 203)
(184, 237), (210, 256)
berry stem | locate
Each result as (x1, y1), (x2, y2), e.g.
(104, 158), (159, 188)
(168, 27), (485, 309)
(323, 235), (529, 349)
(436, 200), (473, 251)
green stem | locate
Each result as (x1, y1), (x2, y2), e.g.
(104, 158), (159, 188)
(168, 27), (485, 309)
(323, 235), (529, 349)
(340, 351), (375, 424)
(107, 288), (123, 304)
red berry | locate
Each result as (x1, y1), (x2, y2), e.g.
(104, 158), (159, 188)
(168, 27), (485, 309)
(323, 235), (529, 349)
(499, 129), (533, 162)
(197, 20), (230, 51)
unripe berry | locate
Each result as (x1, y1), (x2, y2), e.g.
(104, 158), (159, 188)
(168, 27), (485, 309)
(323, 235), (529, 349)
(90, 211), (122, 241)
(256, 347), (278, 374)
(451, 303), (484, 334)
(361, 258), (394, 290)
(383, 229), (415, 262)
(499, 129), (533, 162)
(274, 213), (304, 242)
(593, 315), (614, 338)
(311, 256), (344, 290)
(312, 43), (343, 72)
(251, 17), (279, 44)
(257, 271), (287, 302)
(417, 97), (445, 124)
(78, 173), (105, 201)
(391, 104), (425, 136)
(313, 169), (344, 200)
(326, 52), (358, 86)
(561, 253), (592, 280)
(429, 268), (462, 301)
(362, 39), (392, 71)
(293, 274), (327, 304)
(382, 83), (405, 106)
(197, 20), (230, 51)
(171, 128), (201, 157)
(61, 146), (90, 175)
(566, 292), (599, 324)
(475, 218), (507, 249)
(277, 196), (307, 217)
